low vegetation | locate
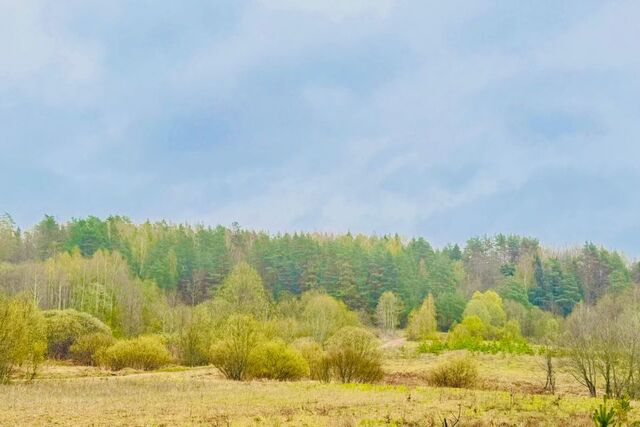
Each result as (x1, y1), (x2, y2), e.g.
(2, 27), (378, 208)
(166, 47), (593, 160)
(426, 356), (479, 388)
(2, 215), (640, 423)
(96, 335), (172, 371)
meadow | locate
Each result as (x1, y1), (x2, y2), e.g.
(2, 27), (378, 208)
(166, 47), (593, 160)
(0, 348), (629, 427)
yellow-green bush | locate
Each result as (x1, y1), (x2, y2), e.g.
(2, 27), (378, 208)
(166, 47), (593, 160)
(406, 294), (437, 341)
(97, 335), (171, 371)
(447, 315), (486, 348)
(0, 294), (46, 383)
(427, 356), (478, 388)
(292, 337), (331, 382)
(326, 326), (383, 383)
(69, 333), (116, 366)
(209, 315), (261, 380)
(43, 309), (111, 359)
(248, 340), (309, 380)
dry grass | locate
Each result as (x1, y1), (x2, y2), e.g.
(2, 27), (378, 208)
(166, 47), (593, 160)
(0, 353), (635, 426)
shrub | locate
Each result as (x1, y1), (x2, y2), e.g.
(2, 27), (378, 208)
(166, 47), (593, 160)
(292, 338), (331, 382)
(301, 292), (359, 344)
(447, 316), (486, 348)
(427, 356), (478, 388)
(97, 335), (171, 371)
(406, 294), (437, 341)
(69, 333), (116, 366)
(248, 340), (309, 380)
(0, 295), (46, 383)
(43, 309), (111, 359)
(209, 315), (261, 380)
(326, 326), (383, 383)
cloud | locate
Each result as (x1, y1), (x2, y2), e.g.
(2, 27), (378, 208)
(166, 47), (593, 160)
(1, 0), (640, 255)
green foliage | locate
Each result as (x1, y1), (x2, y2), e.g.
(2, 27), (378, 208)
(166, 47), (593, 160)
(427, 356), (479, 388)
(248, 340), (309, 381)
(171, 301), (231, 366)
(97, 335), (171, 371)
(209, 315), (262, 380)
(69, 333), (116, 366)
(592, 399), (616, 427)
(292, 337), (331, 382)
(300, 292), (359, 344)
(325, 326), (383, 383)
(418, 339), (533, 356)
(43, 309), (111, 359)
(434, 291), (466, 331)
(0, 294), (46, 383)
(463, 291), (506, 330)
(217, 262), (270, 319)
(405, 294), (437, 341)
(375, 291), (403, 332)
(448, 315), (487, 348)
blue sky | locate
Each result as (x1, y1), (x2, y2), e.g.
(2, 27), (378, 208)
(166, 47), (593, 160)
(1, 1), (639, 254)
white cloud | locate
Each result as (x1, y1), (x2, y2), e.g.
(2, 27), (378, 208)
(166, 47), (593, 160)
(258, 0), (396, 21)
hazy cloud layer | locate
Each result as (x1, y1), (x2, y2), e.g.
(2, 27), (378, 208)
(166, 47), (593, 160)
(1, 1), (639, 254)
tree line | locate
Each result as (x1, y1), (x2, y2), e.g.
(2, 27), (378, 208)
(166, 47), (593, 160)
(1, 214), (636, 321)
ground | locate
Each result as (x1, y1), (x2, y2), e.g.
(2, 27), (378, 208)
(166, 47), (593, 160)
(0, 348), (635, 426)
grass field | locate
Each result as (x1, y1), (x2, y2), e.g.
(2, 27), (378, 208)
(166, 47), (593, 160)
(0, 350), (635, 426)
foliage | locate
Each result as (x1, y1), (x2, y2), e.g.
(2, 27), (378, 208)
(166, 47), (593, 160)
(564, 296), (640, 398)
(217, 262), (270, 320)
(0, 294), (46, 383)
(209, 315), (262, 380)
(405, 294), (437, 341)
(375, 291), (403, 332)
(248, 340), (309, 380)
(292, 337), (331, 382)
(69, 333), (116, 366)
(427, 356), (479, 388)
(325, 326), (383, 383)
(43, 309), (112, 359)
(419, 338), (533, 356)
(170, 301), (231, 366)
(592, 399), (616, 427)
(448, 316), (487, 348)
(300, 292), (359, 344)
(434, 291), (466, 331)
(97, 335), (171, 371)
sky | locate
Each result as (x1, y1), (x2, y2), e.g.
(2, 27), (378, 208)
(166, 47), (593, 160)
(1, 1), (639, 254)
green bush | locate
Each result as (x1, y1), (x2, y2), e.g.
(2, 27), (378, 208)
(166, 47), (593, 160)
(69, 333), (116, 366)
(417, 339), (533, 355)
(209, 315), (261, 380)
(427, 356), (478, 388)
(97, 335), (171, 371)
(43, 309), (111, 359)
(248, 340), (308, 380)
(0, 295), (46, 383)
(326, 326), (383, 383)
(292, 338), (331, 382)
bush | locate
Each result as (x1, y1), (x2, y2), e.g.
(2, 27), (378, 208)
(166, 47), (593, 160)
(209, 315), (261, 380)
(447, 316), (486, 348)
(326, 326), (383, 383)
(69, 333), (116, 366)
(97, 335), (171, 371)
(406, 294), (437, 341)
(248, 340), (309, 380)
(427, 356), (478, 388)
(0, 295), (46, 383)
(301, 292), (359, 344)
(43, 309), (111, 359)
(293, 338), (331, 382)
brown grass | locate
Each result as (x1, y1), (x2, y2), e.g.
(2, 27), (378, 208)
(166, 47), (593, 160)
(0, 352), (634, 426)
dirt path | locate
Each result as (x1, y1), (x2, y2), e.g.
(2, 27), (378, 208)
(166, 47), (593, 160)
(380, 336), (407, 349)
